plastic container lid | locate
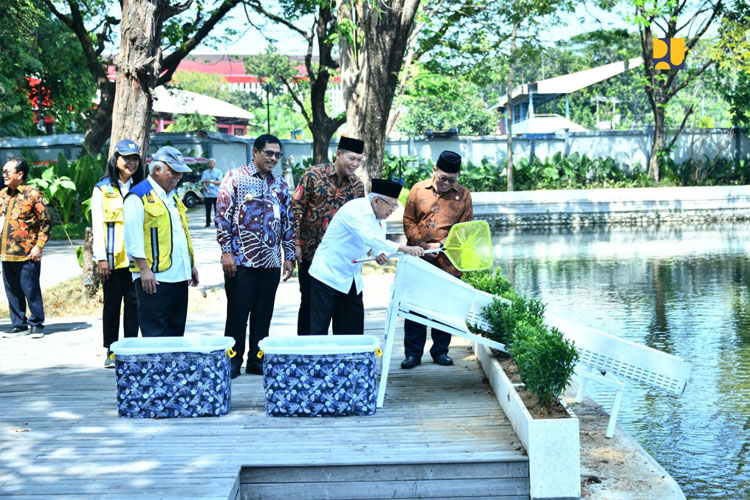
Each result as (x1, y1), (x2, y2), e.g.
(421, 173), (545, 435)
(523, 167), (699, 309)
(258, 335), (380, 355)
(110, 336), (235, 355)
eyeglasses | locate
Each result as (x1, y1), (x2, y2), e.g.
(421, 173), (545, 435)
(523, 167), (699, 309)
(260, 149), (284, 160)
(378, 197), (399, 210)
(437, 174), (458, 184)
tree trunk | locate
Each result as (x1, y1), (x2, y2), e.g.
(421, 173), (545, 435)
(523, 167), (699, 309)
(648, 99), (666, 183)
(82, 227), (99, 297)
(339, 0), (420, 189)
(108, 0), (167, 158)
(84, 81), (115, 156)
(506, 22), (518, 192)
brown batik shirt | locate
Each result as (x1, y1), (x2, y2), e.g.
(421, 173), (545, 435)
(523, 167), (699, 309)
(403, 178), (473, 276)
(292, 163), (365, 262)
(0, 184), (52, 262)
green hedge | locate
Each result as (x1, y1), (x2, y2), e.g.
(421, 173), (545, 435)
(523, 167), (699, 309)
(463, 267), (579, 409)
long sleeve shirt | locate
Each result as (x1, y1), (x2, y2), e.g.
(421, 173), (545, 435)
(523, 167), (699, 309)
(0, 184), (51, 262)
(123, 177), (192, 283)
(291, 163), (364, 262)
(91, 178), (132, 262)
(215, 164), (295, 268)
(309, 196), (400, 294)
(403, 178), (473, 276)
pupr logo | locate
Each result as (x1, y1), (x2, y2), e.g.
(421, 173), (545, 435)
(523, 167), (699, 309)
(653, 38), (685, 70)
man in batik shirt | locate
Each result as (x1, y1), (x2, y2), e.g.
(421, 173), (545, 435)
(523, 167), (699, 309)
(401, 151), (473, 370)
(291, 136), (365, 335)
(1, 157), (52, 339)
(216, 134), (295, 379)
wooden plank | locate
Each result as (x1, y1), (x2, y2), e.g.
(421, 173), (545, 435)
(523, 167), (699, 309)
(242, 478), (530, 499)
(240, 462), (529, 483)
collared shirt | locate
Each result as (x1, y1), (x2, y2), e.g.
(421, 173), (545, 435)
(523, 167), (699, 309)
(216, 164), (295, 268)
(403, 178), (473, 276)
(310, 196), (400, 294)
(91, 178), (132, 262)
(0, 184), (51, 262)
(200, 167), (223, 198)
(292, 162), (364, 262)
(123, 177), (192, 282)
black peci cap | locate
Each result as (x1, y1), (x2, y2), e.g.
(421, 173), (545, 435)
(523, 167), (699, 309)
(371, 178), (402, 199)
(337, 136), (364, 154)
(436, 150), (462, 173)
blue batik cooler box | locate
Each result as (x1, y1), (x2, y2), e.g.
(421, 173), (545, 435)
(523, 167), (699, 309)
(110, 336), (235, 418)
(258, 335), (381, 417)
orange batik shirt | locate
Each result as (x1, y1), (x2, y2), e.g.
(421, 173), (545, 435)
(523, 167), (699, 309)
(0, 184), (52, 262)
(403, 178), (473, 277)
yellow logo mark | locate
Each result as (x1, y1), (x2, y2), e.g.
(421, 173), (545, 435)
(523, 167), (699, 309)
(653, 38), (685, 70)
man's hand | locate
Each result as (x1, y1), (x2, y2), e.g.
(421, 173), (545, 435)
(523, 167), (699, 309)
(222, 252), (236, 278)
(398, 245), (425, 257)
(424, 242), (441, 259)
(375, 253), (388, 265)
(189, 266), (200, 287)
(97, 260), (111, 280)
(282, 260), (295, 282)
(139, 268), (159, 294)
(295, 244), (303, 264)
(30, 246), (42, 262)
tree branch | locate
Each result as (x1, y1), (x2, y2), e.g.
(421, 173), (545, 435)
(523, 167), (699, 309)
(665, 58), (715, 100)
(279, 77), (312, 127)
(159, 0), (245, 85)
(666, 104), (694, 151)
(242, 0), (311, 39)
(43, 0), (109, 83)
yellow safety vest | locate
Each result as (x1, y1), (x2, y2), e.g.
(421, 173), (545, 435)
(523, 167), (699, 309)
(128, 183), (194, 273)
(97, 180), (130, 270)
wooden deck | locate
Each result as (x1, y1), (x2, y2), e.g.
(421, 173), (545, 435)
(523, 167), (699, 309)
(0, 306), (528, 499)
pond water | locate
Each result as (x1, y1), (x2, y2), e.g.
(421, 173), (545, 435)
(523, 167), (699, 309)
(493, 224), (750, 500)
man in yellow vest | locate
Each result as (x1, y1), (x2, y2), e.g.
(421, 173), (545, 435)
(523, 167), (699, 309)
(123, 146), (199, 337)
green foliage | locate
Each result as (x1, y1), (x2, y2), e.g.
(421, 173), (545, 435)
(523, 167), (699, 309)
(397, 64), (497, 136)
(170, 70), (230, 100)
(0, 2), (96, 136)
(27, 153), (103, 225)
(510, 321), (579, 408)
(381, 152), (430, 188)
(463, 266), (578, 409)
(164, 112), (218, 132)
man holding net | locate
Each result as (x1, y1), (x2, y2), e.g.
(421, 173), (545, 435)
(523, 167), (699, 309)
(401, 151), (474, 369)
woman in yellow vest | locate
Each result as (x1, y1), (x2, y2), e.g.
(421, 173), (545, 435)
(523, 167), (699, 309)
(91, 140), (145, 367)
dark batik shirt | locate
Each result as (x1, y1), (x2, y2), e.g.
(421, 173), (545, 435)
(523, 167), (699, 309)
(403, 178), (473, 277)
(291, 163), (364, 262)
(216, 164), (295, 268)
(0, 184), (52, 262)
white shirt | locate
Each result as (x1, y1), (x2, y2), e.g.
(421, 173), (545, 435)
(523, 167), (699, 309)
(309, 196), (400, 294)
(123, 177), (192, 283)
(91, 178), (132, 262)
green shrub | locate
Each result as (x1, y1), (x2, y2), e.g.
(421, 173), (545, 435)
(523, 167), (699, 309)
(510, 321), (579, 408)
(464, 266), (578, 410)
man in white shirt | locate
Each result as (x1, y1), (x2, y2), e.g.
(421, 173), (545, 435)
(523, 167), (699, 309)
(308, 178), (423, 334)
(123, 146), (199, 337)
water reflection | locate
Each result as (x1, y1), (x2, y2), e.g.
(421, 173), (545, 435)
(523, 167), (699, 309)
(494, 224), (750, 500)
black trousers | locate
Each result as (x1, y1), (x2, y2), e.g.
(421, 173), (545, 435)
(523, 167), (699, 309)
(308, 277), (364, 335)
(224, 266), (280, 369)
(2, 260), (44, 328)
(403, 318), (452, 360)
(134, 279), (188, 337)
(205, 197), (217, 226)
(296, 260), (312, 335)
(102, 267), (139, 350)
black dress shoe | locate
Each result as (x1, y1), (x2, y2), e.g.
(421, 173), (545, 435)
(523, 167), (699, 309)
(245, 362), (263, 375)
(432, 353), (453, 366)
(230, 365), (241, 379)
(400, 356), (421, 369)
(2, 326), (29, 338)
